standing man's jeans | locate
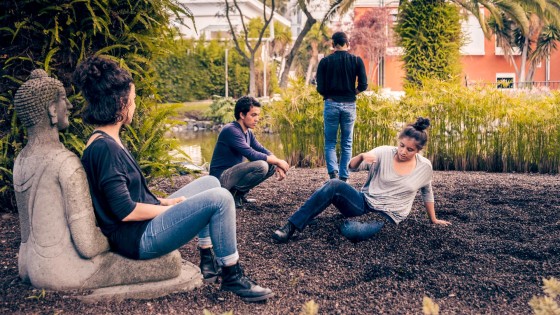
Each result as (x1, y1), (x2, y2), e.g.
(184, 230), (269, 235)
(219, 160), (276, 195)
(139, 176), (239, 266)
(323, 99), (356, 180)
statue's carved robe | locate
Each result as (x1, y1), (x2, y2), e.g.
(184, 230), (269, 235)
(14, 144), (180, 290)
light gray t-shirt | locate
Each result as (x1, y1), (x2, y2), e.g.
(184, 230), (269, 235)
(350, 146), (434, 224)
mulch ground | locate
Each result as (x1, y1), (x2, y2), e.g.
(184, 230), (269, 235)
(1, 169), (559, 314)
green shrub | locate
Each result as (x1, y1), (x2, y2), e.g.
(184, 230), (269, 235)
(0, 0), (192, 211)
(395, 0), (463, 87)
(206, 96), (236, 124)
(268, 79), (325, 167)
(154, 39), (250, 102)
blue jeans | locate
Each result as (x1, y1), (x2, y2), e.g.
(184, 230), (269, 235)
(138, 176), (239, 266)
(323, 99), (356, 179)
(219, 160), (276, 193)
(288, 179), (391, 230)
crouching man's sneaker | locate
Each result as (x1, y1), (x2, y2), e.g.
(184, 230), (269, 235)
(232, 190), (257, 208)
(221, 263), (274, 302)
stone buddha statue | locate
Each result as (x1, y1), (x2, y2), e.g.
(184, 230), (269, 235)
(13, 69), (200, 300)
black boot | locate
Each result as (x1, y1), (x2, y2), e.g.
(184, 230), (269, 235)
(199, 247), (221, 283)
(221, 263), (274, 302)
(272, 221), (297, 243)
(231, 189), (251, 208)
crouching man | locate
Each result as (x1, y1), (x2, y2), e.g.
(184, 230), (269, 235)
(209, 96), (289, 208)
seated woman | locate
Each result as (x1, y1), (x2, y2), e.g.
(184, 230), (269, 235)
(73, 56), (273, 302)
(272, 117), (451, 243)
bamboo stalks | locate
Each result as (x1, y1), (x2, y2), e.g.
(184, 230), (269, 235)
(269, 80), (560, 173)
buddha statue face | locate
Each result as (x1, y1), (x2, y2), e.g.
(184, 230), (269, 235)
(51, 88), (72, 131)
(14, 69), (72, 131)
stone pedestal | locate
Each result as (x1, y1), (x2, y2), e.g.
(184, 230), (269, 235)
(77, 261), (202, 303)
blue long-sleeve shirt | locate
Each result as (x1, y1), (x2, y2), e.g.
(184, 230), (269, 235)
(316, 50), (368, 102)
(209, 121), (271, 179)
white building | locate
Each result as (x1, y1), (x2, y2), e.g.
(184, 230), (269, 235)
(178, 0), (291, 39)
(288, 0), (356, 35)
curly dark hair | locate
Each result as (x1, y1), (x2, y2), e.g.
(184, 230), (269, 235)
(399, 117), (431, 149)
(234, 96), (261, 120)
(72, 56), (133, 125)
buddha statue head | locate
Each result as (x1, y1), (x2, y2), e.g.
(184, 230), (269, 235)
(14, 69), (72, 131)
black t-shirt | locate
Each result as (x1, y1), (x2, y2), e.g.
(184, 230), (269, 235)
(81, 131), (159, 259)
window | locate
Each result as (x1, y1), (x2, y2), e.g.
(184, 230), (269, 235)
(495, 39), (521, 56)
(496, 73), (515, 89)
(460, 12), (485, 55)
(389, 8), (398, 24)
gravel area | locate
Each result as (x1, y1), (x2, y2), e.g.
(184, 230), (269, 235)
(1, 169), (559, 314)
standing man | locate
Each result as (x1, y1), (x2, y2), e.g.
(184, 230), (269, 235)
(210, 96), (290, 208)
(316, 31), (368, 182)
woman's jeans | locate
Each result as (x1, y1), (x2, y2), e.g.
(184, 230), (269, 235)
(323, 99), (356, 180)
(139, 176), (239, 266)
(288, 179), (389, 231)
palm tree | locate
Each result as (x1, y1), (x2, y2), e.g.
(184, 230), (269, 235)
(279, 0), (361, 88)
(530, 24), (560, 81)
(270, 21), (292, 78)
(303, 24), (329, 84)
(394, 0), (559, 85)
(487, 0), (560, 84)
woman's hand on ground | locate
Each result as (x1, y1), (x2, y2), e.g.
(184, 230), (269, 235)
(432, 219), (452, 226)
(157, 196), (186, 206)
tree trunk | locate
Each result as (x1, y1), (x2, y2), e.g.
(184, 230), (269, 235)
(305, 58), (315, 84)
(305, 42), (319, 84)
(368, 57), (375, 84)
(519, 36), (530, 86)
(527, 64), (536, 82)
(249, 57), (256, 96)
(279, 15), (316, 88)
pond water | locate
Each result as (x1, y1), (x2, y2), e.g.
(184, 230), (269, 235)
(172, 131), (285, 166)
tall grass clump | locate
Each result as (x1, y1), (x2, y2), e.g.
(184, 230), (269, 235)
(403, 80), (560, 173)
(268, 79), (324, 167)
(271, 79), (560, 173)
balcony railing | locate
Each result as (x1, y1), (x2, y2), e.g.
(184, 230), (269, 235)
(468, 81), (560, 90)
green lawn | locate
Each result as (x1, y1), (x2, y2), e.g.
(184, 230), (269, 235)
(165, 100), (212, 119)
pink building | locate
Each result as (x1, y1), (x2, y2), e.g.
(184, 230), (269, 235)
(353, 1), (560, 91)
